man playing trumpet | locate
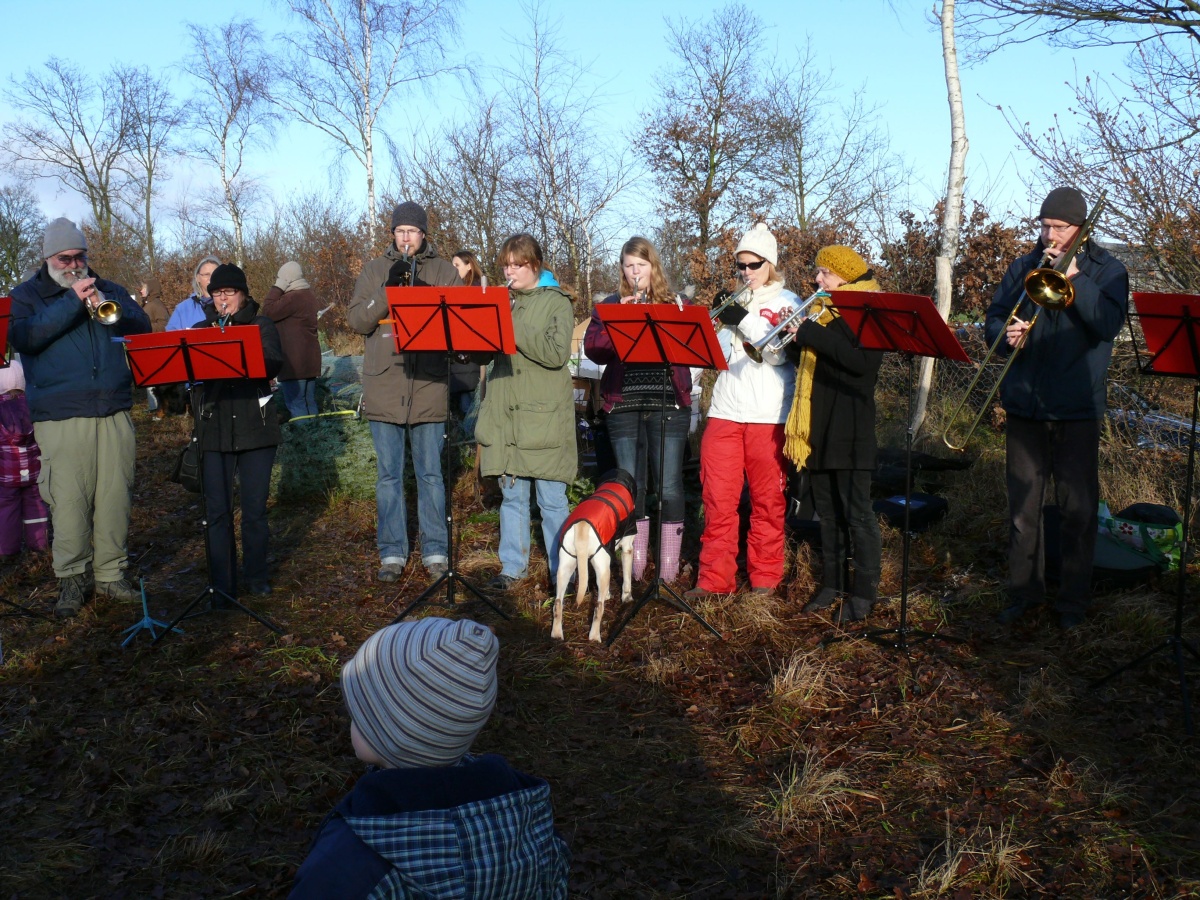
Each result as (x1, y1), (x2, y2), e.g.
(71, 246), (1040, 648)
(987, 187), (1128, 630)
(10, 218), (150, 617)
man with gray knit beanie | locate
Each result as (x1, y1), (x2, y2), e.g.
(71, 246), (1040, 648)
(10, 218), (151, 617)
(347, 201), (462, 585)
(290, 617), (570, 898)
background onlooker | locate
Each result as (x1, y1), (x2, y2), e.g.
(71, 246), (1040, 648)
(262, 260), (324, 419)
(0, 358), (49, 560)
(166, 255), (220, 331)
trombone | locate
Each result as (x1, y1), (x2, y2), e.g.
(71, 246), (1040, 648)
(942, 191), (1107, 451)
(746, 290), (831, 361)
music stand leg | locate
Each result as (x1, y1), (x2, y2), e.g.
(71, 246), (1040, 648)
(1090, 382), (1200, 734)
(0, 596), (52, 621)
(392, 350), (507, 624)
(606, 369), (722, 645)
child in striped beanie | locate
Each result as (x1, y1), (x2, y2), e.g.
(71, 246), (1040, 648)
(291, 617), (570, 899)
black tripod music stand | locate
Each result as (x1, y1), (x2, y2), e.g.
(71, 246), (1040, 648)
(123, 327), (284, 642)
(594, 302), (726, 645)
(829, 291), (971, 653)
(386, 285), (516, 622)
(1092, 291), (1200, 734)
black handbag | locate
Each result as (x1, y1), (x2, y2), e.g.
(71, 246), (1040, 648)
(169, 438), (201, 493)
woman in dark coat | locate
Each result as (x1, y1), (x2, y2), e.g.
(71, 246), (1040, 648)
(192, 264), (284, 600)
(261, 260), (323, 418)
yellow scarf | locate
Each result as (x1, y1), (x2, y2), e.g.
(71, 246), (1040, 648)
(783, 278), (880, 468)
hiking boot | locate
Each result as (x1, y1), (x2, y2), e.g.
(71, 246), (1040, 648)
(486, 573), (518, 593)
(244, 581), (273, 596)
(1057, 608), (1086, 631)
(95, 577), (140, 602)
(377, 562), (405, 583)
(425, 560), (448, 579)
(55, 576), (87, 618)
(835, 595), (873, 624)
(997, 601), (1037, 625)
(803, 587), (839, 614)
(683, 586), (713, 602)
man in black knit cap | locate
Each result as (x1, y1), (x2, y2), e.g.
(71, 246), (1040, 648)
(985, 187), (1128, 630)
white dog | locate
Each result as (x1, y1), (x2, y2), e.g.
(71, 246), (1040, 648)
(552, 469), (638, 642)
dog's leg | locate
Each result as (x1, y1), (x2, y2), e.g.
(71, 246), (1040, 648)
(616, 533), (635, 604)
(591, 541), (612, 643)
(553, 524), (584, 641)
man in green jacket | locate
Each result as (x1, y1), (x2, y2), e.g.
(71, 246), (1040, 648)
(347, 202), (461, 583)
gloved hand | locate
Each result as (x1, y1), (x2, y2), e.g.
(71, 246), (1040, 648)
(386, 258), (412, 287)
(717, 302), (748, 328)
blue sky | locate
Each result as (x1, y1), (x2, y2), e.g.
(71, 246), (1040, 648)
(0, 0), (1131, 235)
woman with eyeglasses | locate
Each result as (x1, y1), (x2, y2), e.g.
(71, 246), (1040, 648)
(685, 223), (802, 601)
(474, 234), (576, 592)
(584, 236), (694, 584)
(191, 264), (284, 602)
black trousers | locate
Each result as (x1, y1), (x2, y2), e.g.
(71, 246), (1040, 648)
(203, 446), (277, 596)
(1005, 415), (1100, 613)
(810, 468), (881, 601)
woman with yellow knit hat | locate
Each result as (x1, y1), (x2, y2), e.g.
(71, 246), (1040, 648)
(783, 245), (884, 623)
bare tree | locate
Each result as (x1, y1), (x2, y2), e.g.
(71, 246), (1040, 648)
(636, 2), (770, 253)
(760, 44), (908, 233)
(3, 60), (131, 238)
(397, 94), (520, 280)
(275, 0), (463, 237)
(500, 2), (633, 298)
(913, 0), (970, 434)
(0, 183), (44, 293)
(115, 66), (182, 271)
(183, 20), (276, 267)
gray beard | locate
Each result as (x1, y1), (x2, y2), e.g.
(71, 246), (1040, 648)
(48, 266), (86, 290)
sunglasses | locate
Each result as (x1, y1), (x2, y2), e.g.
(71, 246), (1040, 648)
(53, 253), (88, 266)
(735, 260), (766, 271)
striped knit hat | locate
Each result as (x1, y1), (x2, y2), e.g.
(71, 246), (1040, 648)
(341, 617), (498, 769)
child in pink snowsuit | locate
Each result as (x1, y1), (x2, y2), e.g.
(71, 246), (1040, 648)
(0, 358), (49, 557)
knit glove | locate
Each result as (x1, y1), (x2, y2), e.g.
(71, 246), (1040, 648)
(274, 274), (290, 291)
(717, 301), (748, 328)
(386, 259), (412, 287)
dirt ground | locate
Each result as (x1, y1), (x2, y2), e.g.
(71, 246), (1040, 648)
(0, 408), (1197, 899)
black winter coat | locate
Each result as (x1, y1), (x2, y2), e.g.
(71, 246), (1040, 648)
(788, 316), (883, 471)
(192, 300), (284, 453)
(984, 240), (1128, 420)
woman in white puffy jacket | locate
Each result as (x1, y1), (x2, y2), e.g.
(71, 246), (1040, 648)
(686, 224), (801, 598)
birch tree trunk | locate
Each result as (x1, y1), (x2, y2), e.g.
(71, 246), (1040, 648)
(911, 0), (969, 435)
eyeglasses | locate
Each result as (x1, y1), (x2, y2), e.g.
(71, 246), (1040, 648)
(211, 289), (240, 299)
(735, 260), (766, 271)
(393, 227), (423, 238)
(1040, 222), (1076, 232)
(53, 253), (87, 266)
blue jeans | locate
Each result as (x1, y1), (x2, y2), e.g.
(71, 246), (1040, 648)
(280, 379), (317, 418)
(605, 407), (689, 521)
(498, 476), (568, 580)
(369, 420), (448, 565)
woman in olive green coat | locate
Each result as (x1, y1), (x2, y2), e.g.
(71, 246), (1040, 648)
(475, 234), (577, 590)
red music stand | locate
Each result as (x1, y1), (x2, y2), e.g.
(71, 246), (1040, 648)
(595, 303), (726, 645)
(386, 285), (514, 622)
(0, 296), (10, 366)
(124, 327), (284, 642)
(829, 291), (970, 654)
(1092, 292), (1200, 734)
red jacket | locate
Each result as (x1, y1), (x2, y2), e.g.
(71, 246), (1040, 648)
(559, 469), (636, 556)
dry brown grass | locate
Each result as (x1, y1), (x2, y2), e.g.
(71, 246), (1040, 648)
(912, 813), (1038, 898)
(766, 748), (856, 832)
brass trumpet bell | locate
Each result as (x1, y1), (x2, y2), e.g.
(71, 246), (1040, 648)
(90, 299), (122, 325)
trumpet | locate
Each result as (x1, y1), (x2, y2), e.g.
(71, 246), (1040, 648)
(87, 288), (122, 326)
(942, 191), (1107, 451)
(746, 290), (831, 360)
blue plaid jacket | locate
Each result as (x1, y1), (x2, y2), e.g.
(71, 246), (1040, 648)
(290, 754), (570, 899)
